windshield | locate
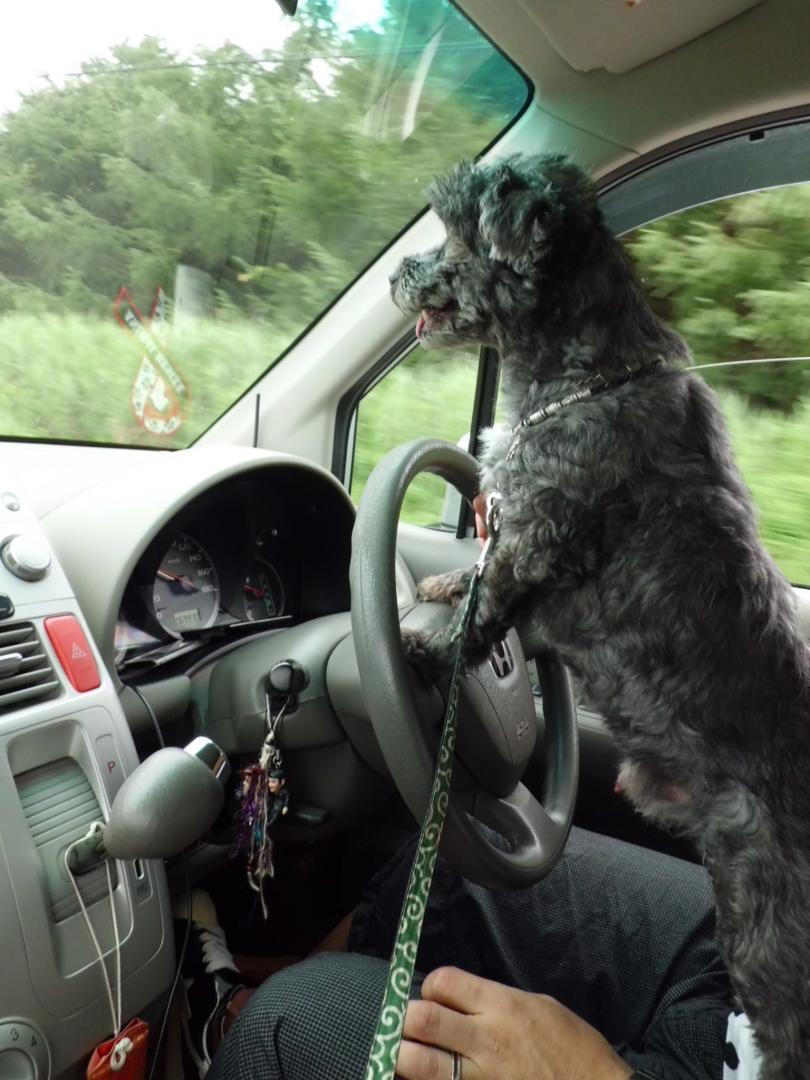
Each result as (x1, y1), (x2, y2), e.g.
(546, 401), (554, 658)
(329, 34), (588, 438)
(0, 1), (527, 448)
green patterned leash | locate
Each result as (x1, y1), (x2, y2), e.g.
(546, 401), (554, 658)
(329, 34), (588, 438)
(363, 493), (501, 1080)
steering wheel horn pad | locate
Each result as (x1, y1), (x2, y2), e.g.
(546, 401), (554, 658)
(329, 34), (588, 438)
(350, 438), (579, 889)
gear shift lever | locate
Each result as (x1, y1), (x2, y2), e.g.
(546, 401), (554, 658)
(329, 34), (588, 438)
(68, 737), (231, 870)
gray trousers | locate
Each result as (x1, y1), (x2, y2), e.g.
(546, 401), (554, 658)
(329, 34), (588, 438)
(209, 828), (732, 1080)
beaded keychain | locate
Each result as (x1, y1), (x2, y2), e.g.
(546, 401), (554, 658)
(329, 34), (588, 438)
(235, 680), (290, 918)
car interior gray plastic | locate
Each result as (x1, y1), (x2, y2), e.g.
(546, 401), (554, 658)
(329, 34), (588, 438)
(102, 746), (225, 859)
(274, 740), (393, 842)
(396, 522), (481, 587)
(15, 755), (114, 923)
(350, 437), (579, 889)
(119, 676), (191, 736)
(0, 482), (173, 1078)
(601, 118), (810, 236)
(451, 627), (537, 797)
(201, 612), (354, 755)
(196, 609), (398, 839)
(328, 601), (447, 778)
(794, 589), (810, 641)
(39, 448), (357, 675)
(39, 449), (403, 857)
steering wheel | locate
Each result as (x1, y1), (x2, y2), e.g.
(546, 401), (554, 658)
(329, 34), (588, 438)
(350, 438), (579, 889)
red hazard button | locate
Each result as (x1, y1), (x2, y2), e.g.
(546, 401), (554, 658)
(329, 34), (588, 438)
(44, 616), (101, 693)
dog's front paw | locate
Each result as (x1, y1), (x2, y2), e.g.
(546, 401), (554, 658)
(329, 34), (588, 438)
(401, 628), (453, 681)
(416, 570), (471, 608)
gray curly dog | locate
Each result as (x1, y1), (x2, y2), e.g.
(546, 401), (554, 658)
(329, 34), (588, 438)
(389, 153), (810, 1080)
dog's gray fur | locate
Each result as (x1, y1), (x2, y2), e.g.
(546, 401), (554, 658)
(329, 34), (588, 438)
(390, 153), (810, 1079)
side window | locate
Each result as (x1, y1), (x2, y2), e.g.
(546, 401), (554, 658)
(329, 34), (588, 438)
(624, 185), (810, 586)
(351, 345), (479, 526)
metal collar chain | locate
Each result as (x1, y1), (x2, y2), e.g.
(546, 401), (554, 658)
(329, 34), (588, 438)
(506, 357), (664, 462)
(363, 505), (500, 1080)
(473, 492), (503, 577)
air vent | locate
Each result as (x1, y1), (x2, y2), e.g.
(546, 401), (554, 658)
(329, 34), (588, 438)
(0, 622), (60, 712)
(16, 758), (112, 922)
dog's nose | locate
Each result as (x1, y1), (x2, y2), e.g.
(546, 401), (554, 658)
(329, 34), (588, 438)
(388, 268), (400, 287)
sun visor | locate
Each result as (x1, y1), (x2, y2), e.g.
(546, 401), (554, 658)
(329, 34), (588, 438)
(515, 0), (763, 74)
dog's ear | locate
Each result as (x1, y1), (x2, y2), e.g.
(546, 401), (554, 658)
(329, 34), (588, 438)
(478, 154), (597, 274)
(426, 159), (488, 246)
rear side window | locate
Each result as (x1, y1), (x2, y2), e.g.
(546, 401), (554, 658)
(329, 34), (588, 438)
(624, 185), (810, 586)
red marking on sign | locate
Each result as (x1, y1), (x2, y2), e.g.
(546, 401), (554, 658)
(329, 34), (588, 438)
(114, 286), (190, 437)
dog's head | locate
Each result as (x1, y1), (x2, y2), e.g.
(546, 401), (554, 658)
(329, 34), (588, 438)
(390, 153), (602, 349)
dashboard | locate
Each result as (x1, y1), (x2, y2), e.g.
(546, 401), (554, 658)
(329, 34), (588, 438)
(0, 444), (392, 1078)
(0, 441), (418, 1078)
(38, 447), (357, 678)
(115, 481), (299, 667)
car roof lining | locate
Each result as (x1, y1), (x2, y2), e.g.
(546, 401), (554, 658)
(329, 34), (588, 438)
(510, 0), (762, 75)
(600, 115), (810, 235)
(457, 0), (810, 168)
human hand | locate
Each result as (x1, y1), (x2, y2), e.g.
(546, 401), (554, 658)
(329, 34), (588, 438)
(472, 493), (488, 545)
(396, 966), (633, 1080)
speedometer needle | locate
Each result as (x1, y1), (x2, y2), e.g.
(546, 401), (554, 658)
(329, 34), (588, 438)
(157, 569), (200, 591)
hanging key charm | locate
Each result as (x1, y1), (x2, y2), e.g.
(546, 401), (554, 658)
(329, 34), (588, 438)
(260, 678), (291, 822)
(234, 669), (299, 918)
(260, 660), (306, 827)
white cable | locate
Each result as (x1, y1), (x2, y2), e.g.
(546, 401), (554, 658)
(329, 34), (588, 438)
(65, 826), (122, 1040)
(106, 856), (123, 1037)
(687, 354), (810, 372)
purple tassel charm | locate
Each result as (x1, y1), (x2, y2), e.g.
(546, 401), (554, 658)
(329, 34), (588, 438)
(234, 690), (291, 918)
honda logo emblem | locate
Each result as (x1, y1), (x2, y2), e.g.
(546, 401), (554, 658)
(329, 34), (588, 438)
(489, 639), (515, 678)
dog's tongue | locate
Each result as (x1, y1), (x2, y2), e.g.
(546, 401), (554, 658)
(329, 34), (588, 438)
(415, 312), (426, 338)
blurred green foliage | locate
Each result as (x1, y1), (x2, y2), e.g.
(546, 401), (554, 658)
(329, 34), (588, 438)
(0, 0), (525, 445)
(625, 192), (810, 583)
(627, 189), (810, 410)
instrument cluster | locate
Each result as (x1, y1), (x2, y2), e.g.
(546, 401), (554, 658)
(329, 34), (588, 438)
(114, 481), (297, 665)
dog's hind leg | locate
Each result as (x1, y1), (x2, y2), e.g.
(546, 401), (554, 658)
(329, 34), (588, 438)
(706, 800), (810, 1080)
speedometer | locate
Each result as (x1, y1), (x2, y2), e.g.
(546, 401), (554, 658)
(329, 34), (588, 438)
(153, 533), (220, 634)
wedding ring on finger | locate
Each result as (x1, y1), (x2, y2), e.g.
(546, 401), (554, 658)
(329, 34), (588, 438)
(450, 1050), (462, 1080)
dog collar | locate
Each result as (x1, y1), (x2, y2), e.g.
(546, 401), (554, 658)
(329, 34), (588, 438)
(505, 357), (664, 461)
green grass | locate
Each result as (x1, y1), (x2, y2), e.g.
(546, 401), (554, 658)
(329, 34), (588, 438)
(720, 392), (810, 585)
(0, 312), (289, 446)
(2, 311), (809, 586)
